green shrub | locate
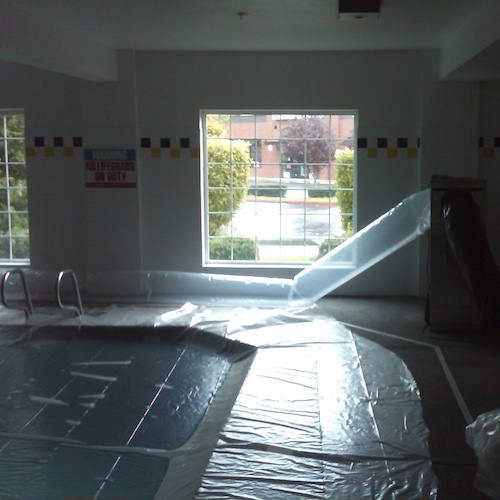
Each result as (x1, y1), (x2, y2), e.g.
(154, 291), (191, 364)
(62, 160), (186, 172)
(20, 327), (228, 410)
(316, 237), (346, 259)
(208, 139), (251, 236)
(248, 185), (288, 197)
(335, 148), (354, 234)
(209, 237), (259, 261)
(308, 188), (336, 198)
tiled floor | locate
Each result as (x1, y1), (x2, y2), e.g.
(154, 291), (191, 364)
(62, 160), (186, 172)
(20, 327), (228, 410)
(317, 296), (500, 500)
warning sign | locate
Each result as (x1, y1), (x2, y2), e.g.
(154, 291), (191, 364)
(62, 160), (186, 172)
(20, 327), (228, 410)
(84, 149), (137, 188)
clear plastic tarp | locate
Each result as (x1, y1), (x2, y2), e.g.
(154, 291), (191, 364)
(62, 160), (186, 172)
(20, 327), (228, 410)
(0, 303), (437, 499)
(1, 189), (431, 309)
(291, 188), (431, 304)
(0, 189), (437, 497)
(466, 409), (500, 499)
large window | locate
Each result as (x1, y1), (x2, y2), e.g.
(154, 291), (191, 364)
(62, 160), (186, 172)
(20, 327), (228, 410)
(202, 111), (355, 266)
(0, 111), (29, 262)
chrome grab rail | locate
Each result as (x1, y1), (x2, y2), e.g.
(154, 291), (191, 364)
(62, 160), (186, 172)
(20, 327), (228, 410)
(56, 270), (84, 316)
(1, 269), (34, 317)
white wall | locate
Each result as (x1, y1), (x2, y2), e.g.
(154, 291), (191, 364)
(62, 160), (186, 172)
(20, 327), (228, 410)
(137, 50), (425, 294)
(1, 49), (490, 297)
(81, 52), (142, 273)
(478, 81), (500, 264)
(1, 62), (86, 272)
(417, 51), (481, 296)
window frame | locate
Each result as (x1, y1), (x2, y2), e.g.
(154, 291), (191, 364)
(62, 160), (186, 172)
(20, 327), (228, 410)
(0, 109), (30, 265)
(200, 110), (357, 269)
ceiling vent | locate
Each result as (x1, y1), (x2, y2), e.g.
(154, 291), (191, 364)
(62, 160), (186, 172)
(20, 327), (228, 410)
(338, 0), (381, 19)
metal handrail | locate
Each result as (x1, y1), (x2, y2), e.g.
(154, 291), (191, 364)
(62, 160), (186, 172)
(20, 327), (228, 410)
(56, 270), (84, 316)
(0, 269), (34, 317)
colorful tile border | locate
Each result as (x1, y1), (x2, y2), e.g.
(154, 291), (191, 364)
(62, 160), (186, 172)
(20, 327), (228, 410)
(479, 137), (500, 158)
(26, 136), (83, 157)
(24, 135), (500, 160)
(357, 137), (420, 159)
(25, 136), (200, 159)
(139, 137), (200, 159)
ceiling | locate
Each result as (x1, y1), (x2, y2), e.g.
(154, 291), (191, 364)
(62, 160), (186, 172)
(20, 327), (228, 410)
(1, 0), (499, 81)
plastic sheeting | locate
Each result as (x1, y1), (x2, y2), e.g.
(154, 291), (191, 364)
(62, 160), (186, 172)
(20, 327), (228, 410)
(442, 189), (500, 331)
(0, 188), (436, 497)
(0, 303), (437, 499)
(1, 189), (431, 309)
(290, 188), (431, 304)
(159, 305), (437, 499)
(466, 409), (500, 499)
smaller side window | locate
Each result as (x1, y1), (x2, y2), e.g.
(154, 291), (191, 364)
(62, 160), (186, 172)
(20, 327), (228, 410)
(0, 111), (30, 262)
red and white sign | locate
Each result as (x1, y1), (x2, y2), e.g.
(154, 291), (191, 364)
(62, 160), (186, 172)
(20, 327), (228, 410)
(84, 149), (137, 188)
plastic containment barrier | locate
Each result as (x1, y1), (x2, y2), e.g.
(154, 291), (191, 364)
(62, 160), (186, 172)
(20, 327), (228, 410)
(0, 304), (438, 499)
(0, 189), (439, 499)
(290, 188), (431, 304)
(466, 409), (500, 499)
(0, 190), (431, 310)
(78, 189), (430, 308)
(442, 189), (500, 331)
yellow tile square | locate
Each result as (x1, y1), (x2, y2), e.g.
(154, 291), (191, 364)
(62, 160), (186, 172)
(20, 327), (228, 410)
(483, 147), (494, 158)
(25, 146), (36, 157)
(151, 148), (161, 158)
(407, 148), (418, 158)
(44, 146), (55, 157)
(170, 148), (181, 158)
(190, 147), (200, 159)
(63, 147), (74, 157)
(367, 147), (377, 158)
(387, 148), (397, 158)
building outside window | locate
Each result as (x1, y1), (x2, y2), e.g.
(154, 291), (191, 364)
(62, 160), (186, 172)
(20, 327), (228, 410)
(202, 111), (355, 266)
(0, 111), (29, 262)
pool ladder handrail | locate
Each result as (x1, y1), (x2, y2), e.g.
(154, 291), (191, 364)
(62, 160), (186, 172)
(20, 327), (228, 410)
(56, 270), (84, 316)
(1, 268), (35, 317)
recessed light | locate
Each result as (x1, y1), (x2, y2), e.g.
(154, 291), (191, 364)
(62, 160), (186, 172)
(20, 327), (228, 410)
(338, 0), (380, 20)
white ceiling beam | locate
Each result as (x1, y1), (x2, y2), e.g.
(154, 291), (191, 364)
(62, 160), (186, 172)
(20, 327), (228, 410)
(439, 0), (500, 80)
(0, 0), (118, 81)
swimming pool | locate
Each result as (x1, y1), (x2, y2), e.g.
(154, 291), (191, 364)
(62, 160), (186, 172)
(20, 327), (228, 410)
(0, 324), (255, 498)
